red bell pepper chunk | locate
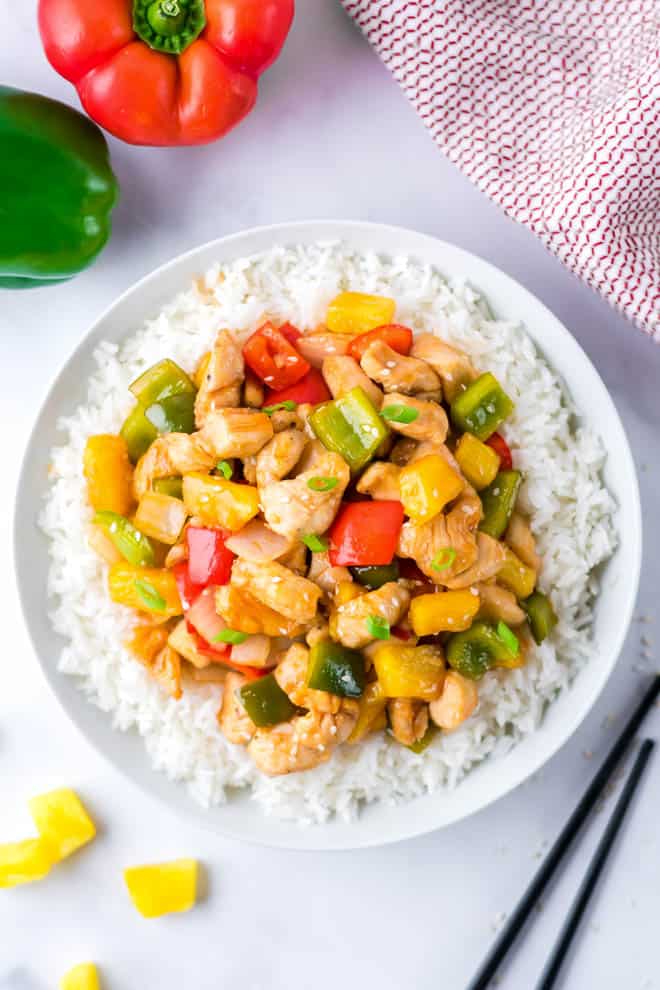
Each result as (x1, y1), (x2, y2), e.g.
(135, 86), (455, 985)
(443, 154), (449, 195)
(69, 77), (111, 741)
(278, 322), (302, 344)
(186, 527), (235, 587)
(172, 562), (204, 612)
(242, 322), (310, 391)
(347, 324), (413, 362)
(486, 432), (513, 470)
(328, 501), (405, 566)
(263, 367), (331, 408)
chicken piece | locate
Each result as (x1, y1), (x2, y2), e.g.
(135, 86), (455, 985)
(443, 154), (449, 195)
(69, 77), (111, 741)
(248, 700), (359, 775)
(270, 408), (305, 433)
(306, 620), (331, 649)
(295, 439), (331, 474)
(215, 585), (304, 638)
(429, 671), (478, 731)
(505, 513), (541, 572)
(231, 558), (321, 625)
(388, 698), (429, 746)
(199, 408), (273, 460)
(194, 330), (244, 426)
(356, 462), (401, 501)
(390, 437), (419, 466)
(274, 643), (340, 714)
(443, 533), (507, 589)
(378, 392), (449, 443)
(242, 455), (257, 484)
(333, 582), (410, 649)
(476, 583), (526, 626)
(410, 334), (478, 402)
(322, 355), (383, 409)
(397, 514), (477, 583)
(277, 541), (308, 575)
(243, 372), (264, 408)
(164, 540), (188, 569)
(256, 428), (306, 487)
(407, 440), (461, 470)
(218, 672), (256, 745)
(167, 619), (211, 669)
(307, 552), (353, 602)
(151, 645), (182, 699)
(446, 488), (483, 555)
(224, 518), (293, 563)
(360, 341), (441, 395)
(296, 331), (352, 368)
(133, 433), (215, 500)
(260, 452), (350, 540)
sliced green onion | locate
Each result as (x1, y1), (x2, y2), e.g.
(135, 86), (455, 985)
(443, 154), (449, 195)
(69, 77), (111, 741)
(381, 404), (419, 424)
(366, 615), (390, 640)
(431, 547), (457, 572)
(134, 579), (166, 612)
(216, 460), (233, 480)
(307, 476), (339, 492)
(496, 620), (520, 656)
(301, 533), (328, 552)
(263, 400), (297, 414)
(213, 628), (249, 645)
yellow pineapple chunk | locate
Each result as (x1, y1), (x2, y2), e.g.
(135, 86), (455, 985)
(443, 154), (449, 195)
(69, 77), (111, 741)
(0, 838), (53, 888)
(60, 963), (101, 990)
(28, 788), (96, 862)
(124, 859), (198, 918)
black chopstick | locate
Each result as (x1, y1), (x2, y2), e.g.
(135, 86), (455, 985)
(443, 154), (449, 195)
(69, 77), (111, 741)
(536, 738), (654, 990)
(468, 674), (660, 990)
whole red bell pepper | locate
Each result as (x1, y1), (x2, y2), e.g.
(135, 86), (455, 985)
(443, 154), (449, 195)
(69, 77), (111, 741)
(38, 0), (294, 146)
(263, 367), (331, 408)
(328, 501), (405, 567)
(243, 322), (310, 390)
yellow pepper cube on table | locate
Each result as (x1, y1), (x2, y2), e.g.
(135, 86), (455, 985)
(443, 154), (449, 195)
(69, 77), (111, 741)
(0, 838), (53, 888)
(410, 590), (481, 637)
(60, 963), (101, 990)
(399, 454), (465, 523)
(124, 858), (198, 918)
(28, 788), (96, 862)
(326, 291), (396, 335)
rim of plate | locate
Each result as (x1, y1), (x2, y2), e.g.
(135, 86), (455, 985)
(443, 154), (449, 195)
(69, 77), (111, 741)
(14, 220), (642, 851)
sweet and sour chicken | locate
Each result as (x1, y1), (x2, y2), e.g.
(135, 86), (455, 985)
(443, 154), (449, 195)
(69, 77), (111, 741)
(83, 292), (558, 776)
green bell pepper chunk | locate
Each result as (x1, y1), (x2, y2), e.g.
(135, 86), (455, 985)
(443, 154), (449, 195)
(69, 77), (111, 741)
(240, 674), (298, 728)
(145, 393), (196, 434)
(307, 641), (365, 698)
(450, 373), (514, 441)
(351, 563), (400, 590)
(93, 511), (156, 567)
(405, 724), (439, 754)
(523, 591), (558, 644)
(446, 621), (517, 680)
(129, 359), (196, 406)
(0, 86), (117, 288)
(309, 387), (389, 472)
(479, 470), (522, 539)
(120, 404), (159, 464)
(153, 477), (184, 499)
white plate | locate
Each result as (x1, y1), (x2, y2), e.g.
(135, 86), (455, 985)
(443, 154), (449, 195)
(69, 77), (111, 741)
(14, 221), (641, 850)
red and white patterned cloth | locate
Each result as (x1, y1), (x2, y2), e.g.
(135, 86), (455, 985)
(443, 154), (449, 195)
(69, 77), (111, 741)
(341, 0), (660, 338)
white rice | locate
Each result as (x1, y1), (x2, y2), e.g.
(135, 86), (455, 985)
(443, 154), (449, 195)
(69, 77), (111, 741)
(40, 242), (617, 825)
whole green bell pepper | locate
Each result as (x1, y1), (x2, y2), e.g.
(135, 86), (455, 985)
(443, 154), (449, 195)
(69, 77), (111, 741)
(0, 86), (117, 288)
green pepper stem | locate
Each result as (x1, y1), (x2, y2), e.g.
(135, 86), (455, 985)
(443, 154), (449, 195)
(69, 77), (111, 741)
(133, 0), (206, 55)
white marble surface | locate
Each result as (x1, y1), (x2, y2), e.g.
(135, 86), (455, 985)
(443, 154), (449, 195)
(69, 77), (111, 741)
(2, 2), (660, 988)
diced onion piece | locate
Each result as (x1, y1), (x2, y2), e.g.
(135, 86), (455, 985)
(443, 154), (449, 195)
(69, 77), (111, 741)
(224, 519), (293, 562)
(134, 492), (188, 545)
(230, 634), (273, 668)
(186, 587), (228, 650)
